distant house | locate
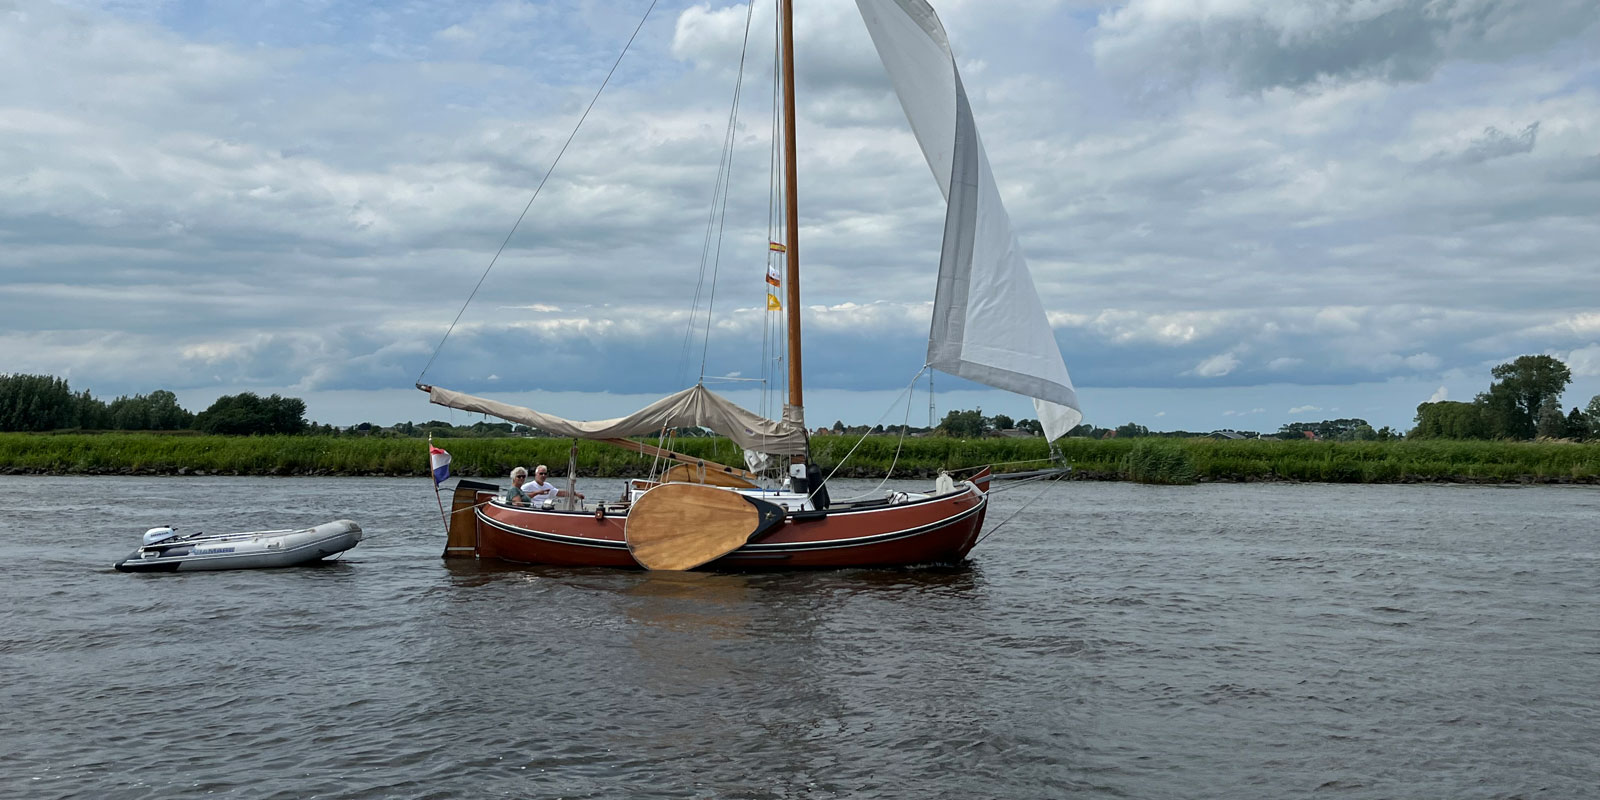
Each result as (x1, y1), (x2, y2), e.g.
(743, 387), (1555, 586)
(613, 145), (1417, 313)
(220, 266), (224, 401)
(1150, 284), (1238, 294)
(1303, 430), (1318, 440)
(993, 428), (1035, 438)
(1209, 430), (1246, 440)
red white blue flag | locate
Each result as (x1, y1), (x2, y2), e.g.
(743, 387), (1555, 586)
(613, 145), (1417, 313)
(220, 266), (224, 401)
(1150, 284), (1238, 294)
(429, 445), (451, 485)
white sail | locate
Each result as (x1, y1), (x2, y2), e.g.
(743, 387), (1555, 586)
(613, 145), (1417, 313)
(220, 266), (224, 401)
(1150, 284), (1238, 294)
(857, 0), (1082, 441)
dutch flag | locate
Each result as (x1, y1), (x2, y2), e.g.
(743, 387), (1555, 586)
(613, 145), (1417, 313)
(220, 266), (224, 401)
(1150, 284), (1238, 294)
(429, 445), (452, 485)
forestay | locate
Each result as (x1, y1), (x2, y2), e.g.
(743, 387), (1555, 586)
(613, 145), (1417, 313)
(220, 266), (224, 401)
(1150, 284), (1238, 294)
(422, 383), (808, 455)
(857, 0), (1082, 442)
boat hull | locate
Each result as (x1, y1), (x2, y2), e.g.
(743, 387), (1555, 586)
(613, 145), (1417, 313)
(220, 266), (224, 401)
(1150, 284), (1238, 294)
(450, 474), (990, 570)
(114, 520), (363, 573)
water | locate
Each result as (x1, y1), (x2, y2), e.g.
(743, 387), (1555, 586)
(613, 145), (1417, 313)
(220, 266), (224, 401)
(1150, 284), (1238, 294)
(2, 476), (1597, 799)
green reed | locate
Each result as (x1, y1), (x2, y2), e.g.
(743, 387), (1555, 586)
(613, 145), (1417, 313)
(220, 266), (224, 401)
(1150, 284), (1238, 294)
(2, 433), (1596, 483)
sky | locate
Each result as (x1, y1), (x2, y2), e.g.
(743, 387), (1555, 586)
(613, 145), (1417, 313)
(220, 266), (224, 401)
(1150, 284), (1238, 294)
(3, 0), (1599, 433)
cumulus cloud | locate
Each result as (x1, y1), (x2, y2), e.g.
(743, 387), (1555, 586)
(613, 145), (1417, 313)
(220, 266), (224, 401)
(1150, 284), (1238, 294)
(1428, 386), (1449, 402)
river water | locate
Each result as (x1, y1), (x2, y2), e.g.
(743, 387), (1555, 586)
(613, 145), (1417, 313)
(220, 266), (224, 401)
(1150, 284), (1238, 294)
(2, 476), (1597, 799)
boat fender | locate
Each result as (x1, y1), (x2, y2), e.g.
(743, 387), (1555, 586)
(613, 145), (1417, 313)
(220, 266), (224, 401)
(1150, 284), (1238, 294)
(935, 472), (955, 494)
(143, 526), (179, 546)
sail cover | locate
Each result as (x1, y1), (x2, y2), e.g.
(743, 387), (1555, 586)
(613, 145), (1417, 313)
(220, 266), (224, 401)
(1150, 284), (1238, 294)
(423, 383), (808, 455)
(857, 0), (1082, 441)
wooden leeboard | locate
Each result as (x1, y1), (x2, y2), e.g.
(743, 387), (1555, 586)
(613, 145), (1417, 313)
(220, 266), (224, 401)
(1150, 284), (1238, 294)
(625, 483), (764, 570)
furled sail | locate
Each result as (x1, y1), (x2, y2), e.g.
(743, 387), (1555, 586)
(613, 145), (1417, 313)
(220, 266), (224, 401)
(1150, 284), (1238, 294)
(857, 0), (1082, 441)
(422, 383), (808, 455)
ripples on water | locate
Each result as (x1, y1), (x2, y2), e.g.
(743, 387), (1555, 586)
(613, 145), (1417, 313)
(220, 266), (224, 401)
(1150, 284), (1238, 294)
(2, 476), (1597, 798)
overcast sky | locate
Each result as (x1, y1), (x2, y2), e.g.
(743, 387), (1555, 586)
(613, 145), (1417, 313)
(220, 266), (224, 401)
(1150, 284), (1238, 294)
(3, 0), (1598, 432)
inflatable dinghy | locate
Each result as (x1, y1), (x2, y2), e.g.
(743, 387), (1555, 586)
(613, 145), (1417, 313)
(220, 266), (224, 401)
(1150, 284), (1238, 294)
(114, 520), (362, 572)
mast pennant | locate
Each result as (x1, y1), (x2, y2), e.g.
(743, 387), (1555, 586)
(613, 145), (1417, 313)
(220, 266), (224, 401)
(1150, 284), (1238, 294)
(857, 0), (1082, 441)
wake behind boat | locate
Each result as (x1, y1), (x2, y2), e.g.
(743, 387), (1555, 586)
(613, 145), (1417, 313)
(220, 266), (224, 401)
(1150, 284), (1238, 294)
(113, 520), (362, 573)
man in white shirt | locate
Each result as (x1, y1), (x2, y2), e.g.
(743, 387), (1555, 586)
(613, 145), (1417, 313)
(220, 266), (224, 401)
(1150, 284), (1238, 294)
(521, 464), (584, 506)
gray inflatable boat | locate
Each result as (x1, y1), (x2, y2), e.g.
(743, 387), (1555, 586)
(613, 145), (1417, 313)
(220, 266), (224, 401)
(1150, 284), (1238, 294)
(114, 519), (362, 572)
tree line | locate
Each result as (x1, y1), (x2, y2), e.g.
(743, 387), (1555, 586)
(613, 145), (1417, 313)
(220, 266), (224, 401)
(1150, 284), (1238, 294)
(0, 374), (306, 435)
(11, 355), (1597, 442)
(0, 374), (583, 439)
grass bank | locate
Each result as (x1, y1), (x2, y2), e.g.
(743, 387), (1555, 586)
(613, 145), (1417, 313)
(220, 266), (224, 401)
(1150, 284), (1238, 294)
(2, 433), (1597, 484)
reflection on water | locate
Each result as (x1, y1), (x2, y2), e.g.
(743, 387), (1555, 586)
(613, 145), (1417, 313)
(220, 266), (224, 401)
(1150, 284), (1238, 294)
(2, 476), (1597, 799)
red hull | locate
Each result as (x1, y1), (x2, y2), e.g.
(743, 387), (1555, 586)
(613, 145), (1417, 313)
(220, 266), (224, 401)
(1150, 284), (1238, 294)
(451, 472), (991, 570)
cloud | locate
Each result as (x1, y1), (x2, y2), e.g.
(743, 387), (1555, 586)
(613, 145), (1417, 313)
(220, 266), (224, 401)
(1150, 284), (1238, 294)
(1093, 0), (1600, 94)
(1191, 353), (1241, 378)
(1428, 386), (1449, 402)
(1564, 344), (1600, 378)
(1288, 405), (1322, 414)
(1427, 122), (1540, 166)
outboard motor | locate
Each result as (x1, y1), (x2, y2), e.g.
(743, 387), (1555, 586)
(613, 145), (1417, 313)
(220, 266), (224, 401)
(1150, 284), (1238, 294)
(143, 526), (179, 546)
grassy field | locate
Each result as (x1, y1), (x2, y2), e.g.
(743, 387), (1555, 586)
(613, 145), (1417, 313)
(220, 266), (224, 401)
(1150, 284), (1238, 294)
(3, 432), (1598, 484)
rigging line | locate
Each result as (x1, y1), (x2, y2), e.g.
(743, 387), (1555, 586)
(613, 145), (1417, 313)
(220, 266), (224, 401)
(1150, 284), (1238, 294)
(831, 365), (925, 501)
(769, 0), (788, 412)
(812, 365), (928, 503)
(417, 0), (660, 384)
(698, 0), (760, 382)
(984, 469), (1063, 494)
(677, 0), (757, 387)
(764, 3), (784, 422)
(974, 470), (1068, 545)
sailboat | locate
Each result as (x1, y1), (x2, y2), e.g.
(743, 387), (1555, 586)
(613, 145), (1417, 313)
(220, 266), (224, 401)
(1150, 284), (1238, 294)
(417, 0), (1081, 570)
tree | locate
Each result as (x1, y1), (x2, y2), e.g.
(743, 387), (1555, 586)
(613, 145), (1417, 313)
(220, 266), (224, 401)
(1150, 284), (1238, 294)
(1586, 395), (1600, 440)
(938, 409), (988, 438)
(1564, 407), (1587, 441)
(1410, 401), (1491, 440)
(106, 389), (194, 431)
(193, 392), (308, 435)
(0, 373), (78, 431)
(991, 414), (1015, 431)
(1114, 421), (1149, 438)
(1280, 418), (1370, 440)
(1481, 355), (1571, 439)
(1535, 396), (1568, 439)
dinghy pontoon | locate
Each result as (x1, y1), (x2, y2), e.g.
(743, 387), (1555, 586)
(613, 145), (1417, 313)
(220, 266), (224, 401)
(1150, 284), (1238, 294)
(113, 519), (362, 573)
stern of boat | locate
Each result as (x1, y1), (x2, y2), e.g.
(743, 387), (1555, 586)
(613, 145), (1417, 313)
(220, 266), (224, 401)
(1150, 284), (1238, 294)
(444, 479), (498, 558)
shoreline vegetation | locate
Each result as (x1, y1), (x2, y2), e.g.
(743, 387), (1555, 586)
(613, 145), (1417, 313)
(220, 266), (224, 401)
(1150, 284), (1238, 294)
(3, 433), (1598, 485)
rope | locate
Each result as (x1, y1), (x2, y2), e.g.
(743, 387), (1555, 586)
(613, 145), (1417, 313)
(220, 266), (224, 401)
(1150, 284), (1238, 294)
(973, 470), (1068, 545)
(696, 0), (760, 382)
(417, 0), (660, 383)
(815, 365), (927, 502)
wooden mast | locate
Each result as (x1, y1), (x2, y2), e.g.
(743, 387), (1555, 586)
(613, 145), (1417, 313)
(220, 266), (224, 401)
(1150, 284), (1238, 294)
(779, 0), (803, 437)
